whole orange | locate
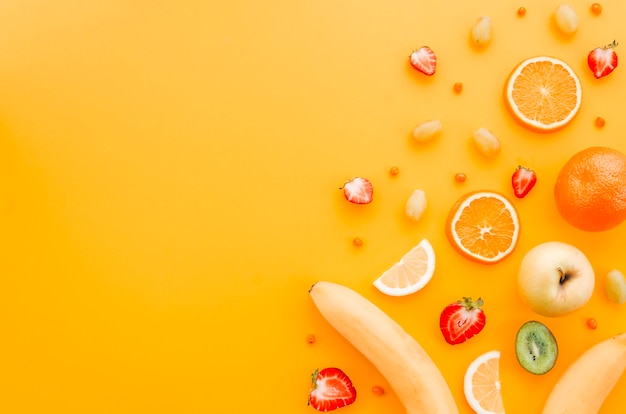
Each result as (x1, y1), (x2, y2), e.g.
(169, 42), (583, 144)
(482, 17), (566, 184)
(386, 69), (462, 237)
(554, 147), (626, 232)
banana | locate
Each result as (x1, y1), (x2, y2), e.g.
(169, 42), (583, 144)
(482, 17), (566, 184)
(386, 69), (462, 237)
(542, 332), (626, 414)
(309, 281), (458, 414)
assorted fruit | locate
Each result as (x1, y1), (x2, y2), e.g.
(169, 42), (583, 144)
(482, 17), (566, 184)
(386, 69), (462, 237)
(309, 281), (459, 413)
(439, 297), (486, 345)
(472, 127), (501, 157)
(404, 189), (427, 222)
(372, 238), (435, 296)
(517, 241), (595, 317)
(595, 116), (606, 127)
(370, 385), (384, 396)
(463, 350), (504, 414)
(341, 177), (373, 204)
(591, 3), (603, 15)
(308, 367), (357, 412)
(542, 333), (626, 413)
(553, 146), (626, 232)
(505, 56), (582, 132)
(445, 191), (520, 264)
(554, 4), (579, 36)
(588, 40), (618, 79)
(605, 269), (626, 304)
(408, 46), (436, 76)
(511, 166), (536, 198)
(454, 172), (466, 183)
(471, 16), (493, 47)
(586, 318), (598, 330)
(412, 118), (442, 142)
(515, 321), (558, 375)
(312, 5), (626, 413)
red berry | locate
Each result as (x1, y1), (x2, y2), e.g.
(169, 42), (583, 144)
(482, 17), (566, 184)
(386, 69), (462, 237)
(409, 46), (437, 76)
(371, 385), (385, 395)
(595, 116), (606, 127)
(587, 318), (598, 329)
(308, 368), (357, 411)
(517, 7), (526, 17)
(454, 173), (467, 183)
(591, 3), (602, 15)
(389, 166), (400, 176)
(353, 237), (363, 247)
(306, 334), (316, 344)
(588, 40), (619, 79)
(440, 297), (486, 345)
(512, 165), (537, 198)
(453, 82), (463, 93)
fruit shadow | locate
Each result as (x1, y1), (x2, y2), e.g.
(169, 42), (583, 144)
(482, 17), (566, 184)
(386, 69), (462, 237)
(404, 60), (437, 86)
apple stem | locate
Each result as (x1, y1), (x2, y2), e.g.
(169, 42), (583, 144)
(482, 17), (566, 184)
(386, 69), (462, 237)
(557, 267), (570, 285)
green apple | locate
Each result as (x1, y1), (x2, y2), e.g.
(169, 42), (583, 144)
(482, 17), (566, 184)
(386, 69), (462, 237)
(517, 241), (594, 317)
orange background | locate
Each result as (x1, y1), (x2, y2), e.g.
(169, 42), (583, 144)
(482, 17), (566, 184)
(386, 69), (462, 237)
(1, 1), (626, 413)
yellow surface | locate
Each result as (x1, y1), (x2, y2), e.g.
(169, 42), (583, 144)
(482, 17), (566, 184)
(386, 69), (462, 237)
(1, 1), (626, 413)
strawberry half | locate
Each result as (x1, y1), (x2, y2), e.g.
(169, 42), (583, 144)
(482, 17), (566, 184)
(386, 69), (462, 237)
(409, 46), (437, 76)
(439, 297), (486, 345)
(588, 40), (618, 79)
(512, 165), (537, 198)
(308, 367), (357, 412)
(341, 177), (373, 204)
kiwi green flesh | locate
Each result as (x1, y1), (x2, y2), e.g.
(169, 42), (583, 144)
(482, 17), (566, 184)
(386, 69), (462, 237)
(515, 320), (558, 375)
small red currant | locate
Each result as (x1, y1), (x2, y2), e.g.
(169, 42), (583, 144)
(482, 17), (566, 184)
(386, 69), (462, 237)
(586, 318), (598, 330)
(591, 3), (602, 15)
(595, 117), (606, 128)
(372, 385), (385, 395)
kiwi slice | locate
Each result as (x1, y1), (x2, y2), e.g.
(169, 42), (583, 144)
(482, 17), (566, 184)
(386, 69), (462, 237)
(515, 320), (558, 375)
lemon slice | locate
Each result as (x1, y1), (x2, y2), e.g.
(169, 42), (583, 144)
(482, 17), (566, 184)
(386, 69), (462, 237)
(464, 350), (505, 414)
(373, 238), (435, 296)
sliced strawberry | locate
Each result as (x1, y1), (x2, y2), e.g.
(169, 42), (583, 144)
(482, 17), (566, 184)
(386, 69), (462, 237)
(308, 367), (357, 411)
(512, 165), (537, 198)
(439, 297), (486, 345)
(409, 46), (437, 76)
(341, 177), (373, 204)
(588, 40), (619, 79)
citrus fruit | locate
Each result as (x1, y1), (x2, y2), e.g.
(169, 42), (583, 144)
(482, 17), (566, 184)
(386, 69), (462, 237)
(445, 191), (520, 264)
(373, 238), (435, 296)
(464, 350), (505, 414)
(505, 56), (581, 132)
(554, 146), (626, 232)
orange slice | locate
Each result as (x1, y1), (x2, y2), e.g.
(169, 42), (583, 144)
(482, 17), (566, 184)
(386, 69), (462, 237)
(505, 56), (581, 132)
(373, 238), (435, 296)
(464, 350), (505, 414)
(445, 191), (519, 264)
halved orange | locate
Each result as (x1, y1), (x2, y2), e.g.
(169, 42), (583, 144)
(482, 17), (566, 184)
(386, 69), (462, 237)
(464, 350), (505, 414)
(505, 56), (581, 132)
(445, 191), (519, 264)
(373, 238), (435, 296)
